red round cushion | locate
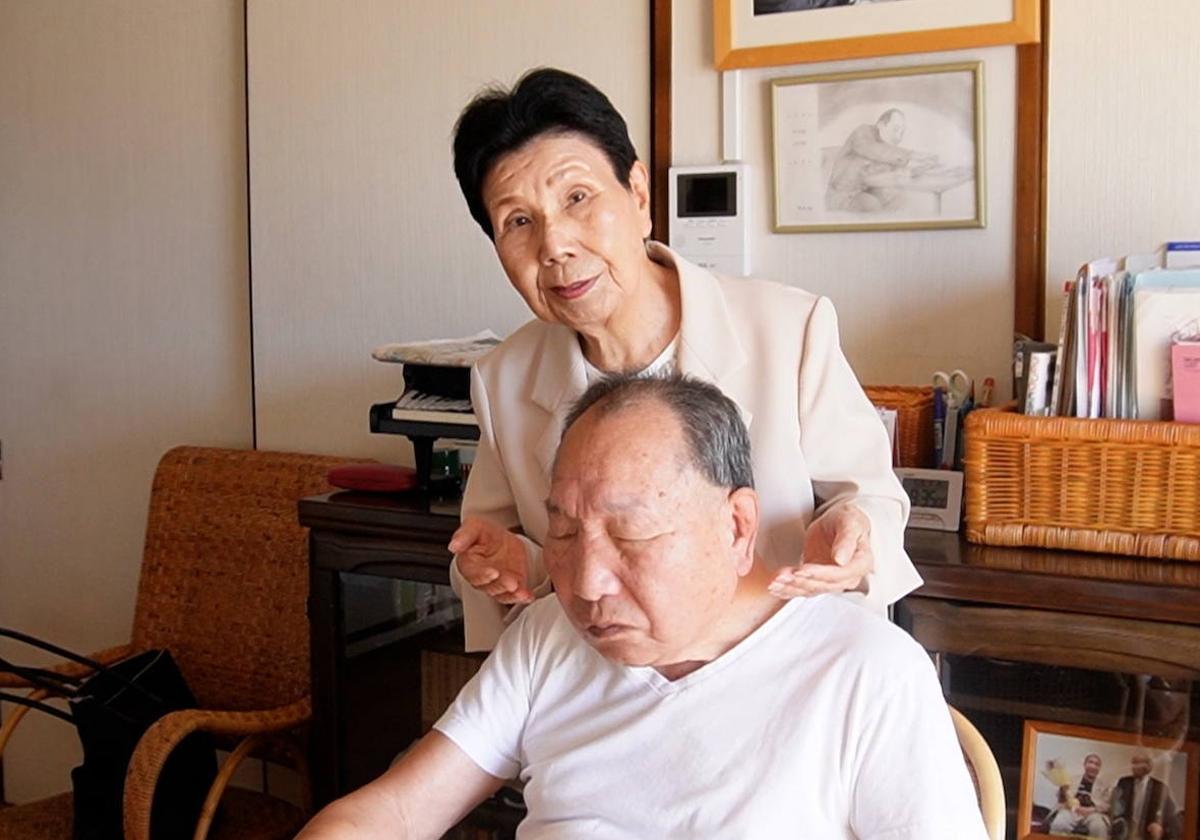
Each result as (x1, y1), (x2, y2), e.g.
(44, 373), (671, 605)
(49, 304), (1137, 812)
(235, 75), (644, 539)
(326, 463), (418, 492)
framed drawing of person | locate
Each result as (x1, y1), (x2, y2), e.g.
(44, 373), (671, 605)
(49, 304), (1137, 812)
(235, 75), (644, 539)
(770, 62), (984, 233)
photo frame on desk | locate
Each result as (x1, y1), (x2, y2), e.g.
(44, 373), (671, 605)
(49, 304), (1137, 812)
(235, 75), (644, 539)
(1019, 719), (1199, 840)
(714, 0), (1040, 69)
(771, 62), (985, 233)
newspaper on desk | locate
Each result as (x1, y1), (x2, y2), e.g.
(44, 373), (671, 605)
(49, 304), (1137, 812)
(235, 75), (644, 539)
(371, 330), (501, 366)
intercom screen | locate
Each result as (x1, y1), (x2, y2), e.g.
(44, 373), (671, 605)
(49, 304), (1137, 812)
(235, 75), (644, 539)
(677, 172), (736, 218)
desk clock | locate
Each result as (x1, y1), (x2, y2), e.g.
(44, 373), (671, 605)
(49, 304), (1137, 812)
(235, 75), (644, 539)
(895, 467), (963, 531)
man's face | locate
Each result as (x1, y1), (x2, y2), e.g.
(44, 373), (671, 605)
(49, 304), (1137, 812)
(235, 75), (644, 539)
(1083, 755), (1102, 780)
(482, 132), (654, 335)
(879, 112), (905, 146)
(544, 399), (755, 669)
(1131, 753), (1152, 778)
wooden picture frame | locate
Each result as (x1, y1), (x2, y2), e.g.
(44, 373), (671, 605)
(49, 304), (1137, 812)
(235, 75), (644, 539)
(771, 61), (984, 233)
(715, 0), (1040, 70)
(1019, 719), (1199, 840)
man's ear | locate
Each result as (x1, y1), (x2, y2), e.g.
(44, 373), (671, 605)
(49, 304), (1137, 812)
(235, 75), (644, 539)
(727, 487), (759, 577)
(627, 160), (653, 239)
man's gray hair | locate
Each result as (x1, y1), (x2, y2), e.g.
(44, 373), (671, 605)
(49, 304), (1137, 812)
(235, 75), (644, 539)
(561, 373), (755, 490)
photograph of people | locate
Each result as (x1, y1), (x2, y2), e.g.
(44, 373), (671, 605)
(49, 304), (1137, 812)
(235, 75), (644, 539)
(1024, 723), (1195, 840)
(1046, 753), (1113, 838)
(754, 0), (908, 13)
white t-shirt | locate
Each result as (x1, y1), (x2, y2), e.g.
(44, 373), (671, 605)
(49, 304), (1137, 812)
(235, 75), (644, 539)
(435, 594), (987, 840)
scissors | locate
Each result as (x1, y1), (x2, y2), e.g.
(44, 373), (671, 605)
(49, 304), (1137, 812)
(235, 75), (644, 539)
(932, 369), (973, 409)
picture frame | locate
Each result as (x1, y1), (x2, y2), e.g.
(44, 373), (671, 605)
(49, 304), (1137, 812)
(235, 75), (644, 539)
(1019, 719), (1199, 840)
(714, 0), (1040, 70)
(770, 61), (984, 233)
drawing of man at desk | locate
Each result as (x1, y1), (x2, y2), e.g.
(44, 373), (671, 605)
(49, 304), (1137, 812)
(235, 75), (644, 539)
(825, 108), (972, 215)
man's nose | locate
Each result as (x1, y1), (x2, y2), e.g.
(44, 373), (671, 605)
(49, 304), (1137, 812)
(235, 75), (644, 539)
(572, 534), (621, 601)
(538, 214), (577, 266)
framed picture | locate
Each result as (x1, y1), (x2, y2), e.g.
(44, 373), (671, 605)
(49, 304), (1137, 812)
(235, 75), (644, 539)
(1019, 719), (1199, 840)
(714, 0), (1040, 69)
(770, 61), (983, 233)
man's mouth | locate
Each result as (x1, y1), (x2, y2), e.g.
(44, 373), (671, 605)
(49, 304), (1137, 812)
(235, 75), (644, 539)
(586, 623), (627, 639)
(550, 274), (598, 301)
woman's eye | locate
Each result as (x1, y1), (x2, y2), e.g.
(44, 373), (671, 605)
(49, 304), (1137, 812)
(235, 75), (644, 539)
(568, 190), (587, 204)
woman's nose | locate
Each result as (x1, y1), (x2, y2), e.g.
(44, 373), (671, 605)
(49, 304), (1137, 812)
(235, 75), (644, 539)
(538, 215), (577, 266)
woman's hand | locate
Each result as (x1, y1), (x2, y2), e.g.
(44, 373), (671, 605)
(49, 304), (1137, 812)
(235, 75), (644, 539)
(449, 516), (535, 605)
(768, 504), (873, 599)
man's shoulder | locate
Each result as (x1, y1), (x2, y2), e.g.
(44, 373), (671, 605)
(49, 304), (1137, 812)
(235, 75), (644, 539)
(504, 594), (571, 640)
(496, 595), (584, 665)
(798, 595), (935, 680)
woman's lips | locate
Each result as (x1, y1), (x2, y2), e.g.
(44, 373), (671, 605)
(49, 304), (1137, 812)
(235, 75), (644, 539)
(586, 623), (627, 639)
(551, 274), (598, 301)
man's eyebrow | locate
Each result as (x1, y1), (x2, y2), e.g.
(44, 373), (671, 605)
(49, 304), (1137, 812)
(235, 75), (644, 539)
(544, 496), (652, 515)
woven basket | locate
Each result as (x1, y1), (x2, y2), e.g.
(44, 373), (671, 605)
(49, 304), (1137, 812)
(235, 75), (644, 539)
(864, 385), (934, 468)
(963, 408), (1200, 561)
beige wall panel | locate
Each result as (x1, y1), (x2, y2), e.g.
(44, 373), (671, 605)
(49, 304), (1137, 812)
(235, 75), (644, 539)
(0, 1), (251, 799)
(1045, 0), (1200, 331)
(672, 1), (1016, 396)
(248, 0), (650, 459)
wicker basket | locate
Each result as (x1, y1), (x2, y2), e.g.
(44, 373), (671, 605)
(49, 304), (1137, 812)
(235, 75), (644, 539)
(420, 650), (483, 731)
(963, 408), (1200, 561)
(864, 385), (934, 468)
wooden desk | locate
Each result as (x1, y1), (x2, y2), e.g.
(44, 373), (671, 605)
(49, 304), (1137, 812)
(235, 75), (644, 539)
(301, 491), (1200, 834)
(899, 529), (1200, 837)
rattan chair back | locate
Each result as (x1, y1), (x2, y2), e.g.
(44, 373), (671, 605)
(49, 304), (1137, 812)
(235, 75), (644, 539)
(129, 446), (347, 712)
(949, 705), (1006, 840)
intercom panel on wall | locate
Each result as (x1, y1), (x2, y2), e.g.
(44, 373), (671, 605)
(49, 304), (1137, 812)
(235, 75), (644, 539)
(668, 163), (749, 277)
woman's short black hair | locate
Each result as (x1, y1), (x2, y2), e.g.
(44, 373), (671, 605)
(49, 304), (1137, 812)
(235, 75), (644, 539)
(452, 67), (638, 240)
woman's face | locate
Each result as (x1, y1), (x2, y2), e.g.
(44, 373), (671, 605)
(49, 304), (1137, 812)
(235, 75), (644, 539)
(481, 133), (653, 333)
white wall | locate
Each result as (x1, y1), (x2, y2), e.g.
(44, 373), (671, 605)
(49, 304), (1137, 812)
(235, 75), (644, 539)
(1044, 0), (1200, 333)
(672, 2), (1016, 396)
(247, 0), (650, 459)
(0, 0), (252, 800)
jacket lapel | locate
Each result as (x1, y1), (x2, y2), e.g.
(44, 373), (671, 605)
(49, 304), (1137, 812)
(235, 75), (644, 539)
(529, 323), (588, 477)
(650, 243), (753, 427)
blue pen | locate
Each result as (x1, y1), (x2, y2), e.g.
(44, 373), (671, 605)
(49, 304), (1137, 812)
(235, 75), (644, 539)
(953, 397), (973, 470)
(932, 386), (946, 468)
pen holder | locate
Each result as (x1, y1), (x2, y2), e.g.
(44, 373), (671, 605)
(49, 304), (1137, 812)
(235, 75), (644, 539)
(864, 385), (935, 468)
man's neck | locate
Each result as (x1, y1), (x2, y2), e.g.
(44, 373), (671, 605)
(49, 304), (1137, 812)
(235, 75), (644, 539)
(654, 562), (785, 681)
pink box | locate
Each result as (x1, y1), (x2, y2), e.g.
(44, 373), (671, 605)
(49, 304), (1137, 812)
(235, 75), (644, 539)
(1173, 341), (1200, 423)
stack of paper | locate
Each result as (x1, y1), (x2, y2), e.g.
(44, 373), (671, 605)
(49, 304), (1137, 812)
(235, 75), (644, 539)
(1046, 249), (1200, 419)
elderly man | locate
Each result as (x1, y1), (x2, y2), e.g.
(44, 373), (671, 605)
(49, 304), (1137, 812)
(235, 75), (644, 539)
(1110, 751), (1177, 840)
(297, 374), (986, 839)
(1049, 753), (1112, 837)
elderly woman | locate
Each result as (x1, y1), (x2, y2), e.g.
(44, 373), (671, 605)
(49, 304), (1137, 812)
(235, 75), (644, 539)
(448, 68), (919, 650)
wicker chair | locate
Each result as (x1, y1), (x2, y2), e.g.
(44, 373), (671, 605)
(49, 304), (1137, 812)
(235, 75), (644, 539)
(950, 705), (1006, 840)
(0, 445), (352, 840)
